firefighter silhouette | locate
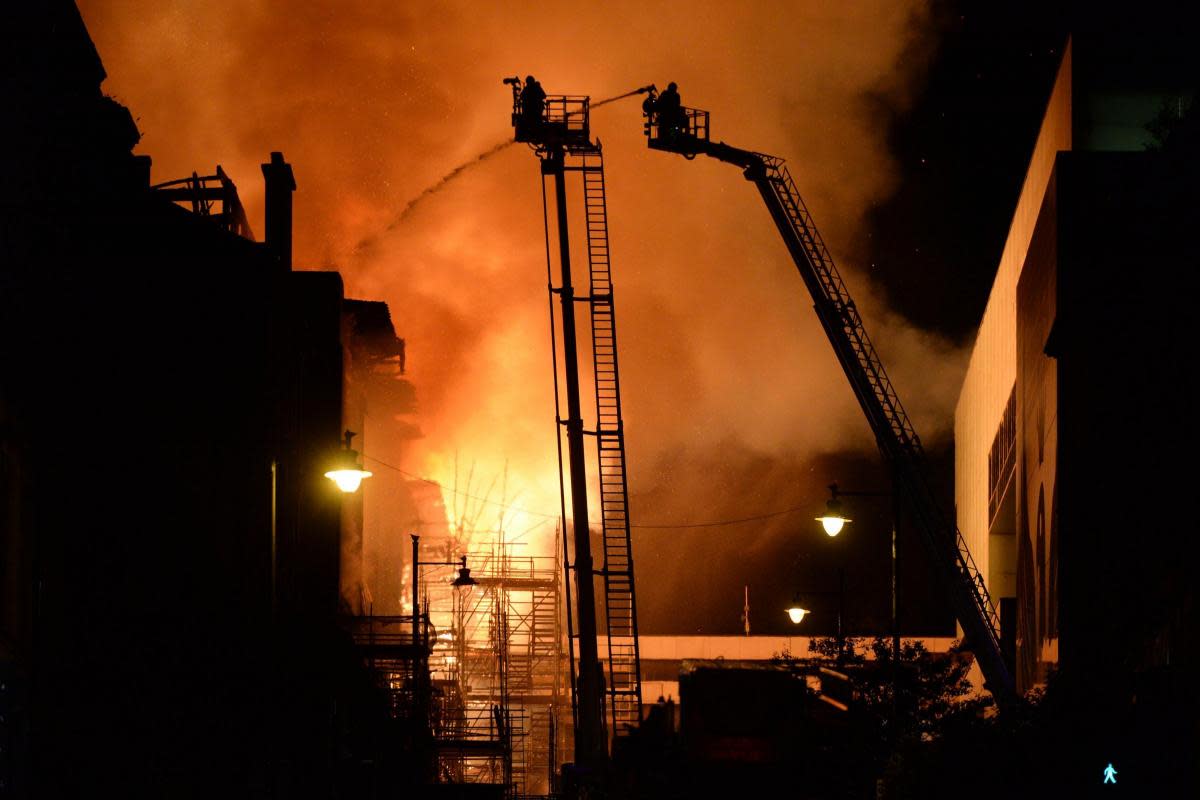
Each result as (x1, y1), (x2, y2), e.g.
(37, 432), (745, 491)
(520, 75), (546, 126)
(656, 81), (685, 136)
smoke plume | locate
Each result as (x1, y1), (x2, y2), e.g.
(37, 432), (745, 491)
(80, 0), (959, 632)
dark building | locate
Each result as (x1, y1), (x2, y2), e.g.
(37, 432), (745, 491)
(954, 25), (1198, 793)
(1, 3), (408, 796)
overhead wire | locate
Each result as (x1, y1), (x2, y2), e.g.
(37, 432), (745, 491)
(362, 453), (812, 530)
(358, 84), (808, 533)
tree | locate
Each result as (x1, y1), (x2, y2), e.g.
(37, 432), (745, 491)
(773, 636), (994, 796)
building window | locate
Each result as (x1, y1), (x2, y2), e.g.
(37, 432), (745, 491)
(988, 385), (1017, 526)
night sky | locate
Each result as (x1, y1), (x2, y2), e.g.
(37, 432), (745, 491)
(866, 1), (1067, 342)
(755, 1), (1069, 638)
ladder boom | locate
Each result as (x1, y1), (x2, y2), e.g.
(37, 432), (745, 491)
(506, 78), (645, 767)
(647, 106), (1017, 704)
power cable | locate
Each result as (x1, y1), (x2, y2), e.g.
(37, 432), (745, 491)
(362, 453), (812, 530)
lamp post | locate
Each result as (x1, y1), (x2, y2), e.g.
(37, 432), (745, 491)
(409, 533), (478, 652)
(409, 534), (478, 757)
(786, 571), (847, 667)
(815, 479), (901, 726)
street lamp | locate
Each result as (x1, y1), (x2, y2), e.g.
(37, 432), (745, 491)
(815, 484), (851, 536)
(409, 534), (479, 739)
(785, 578), (847, 666)
(815, 479), (901, 725)
(450, 555), (479, 589)
(325, 429), (373, 493)
(410, 534), (478, 644)
(786, 604), (810, 625)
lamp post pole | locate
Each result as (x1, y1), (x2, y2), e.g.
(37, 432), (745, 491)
(786, 579), (846, 667)
(890, 471), (900, 726)
(817, 481), (900, 720)
(838, 566), (845, 668)
(412, 534), (422, 653)
(410, 532), (425, 767)
(409, 534), (479, 652)
(409, 533), (479, 774)
(270, 458), (277, 621)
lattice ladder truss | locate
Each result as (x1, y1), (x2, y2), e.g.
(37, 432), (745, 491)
(578, 148), (643, 736)
(752, 156), (1013, 700)
(646, 110), (1014, 699)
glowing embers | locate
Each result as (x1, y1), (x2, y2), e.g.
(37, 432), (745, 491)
(325, 430), (373, 493)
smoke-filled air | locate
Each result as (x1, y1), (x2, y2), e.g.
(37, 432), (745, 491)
(79, 0), (967, 630)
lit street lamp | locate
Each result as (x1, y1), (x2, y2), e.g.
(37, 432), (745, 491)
(815, 484), (852, 536)
(816, 480), (901, 726)
(786, 604), (809, 625)
(785, 575), (847, 666)
(409, 534), (479, 738)
(409, 534), (478, 648)
(325, 429), (373, 493)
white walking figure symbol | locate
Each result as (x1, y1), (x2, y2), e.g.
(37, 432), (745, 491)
(1104, 763), (1118, 784)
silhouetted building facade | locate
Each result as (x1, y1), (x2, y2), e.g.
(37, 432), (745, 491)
(339, 299), (414, 615)
(0, 3), (408, 796)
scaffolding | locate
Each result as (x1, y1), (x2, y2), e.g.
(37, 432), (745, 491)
(436, 542), (571, 796)
(350, 525), (566, 796)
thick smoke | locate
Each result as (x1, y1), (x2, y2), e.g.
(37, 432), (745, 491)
(80, 0), (960, 630)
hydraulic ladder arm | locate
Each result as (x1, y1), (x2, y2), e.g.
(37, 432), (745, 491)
(644, 100), (1017, 705)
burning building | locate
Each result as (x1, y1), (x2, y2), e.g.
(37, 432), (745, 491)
(953, 24), (1197, 790)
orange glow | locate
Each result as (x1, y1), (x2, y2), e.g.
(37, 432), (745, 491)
(78, 2), (968, 594)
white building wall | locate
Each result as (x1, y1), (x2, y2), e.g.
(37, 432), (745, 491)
(595, 635), (960, 705)
(954, 44), (1073, 598)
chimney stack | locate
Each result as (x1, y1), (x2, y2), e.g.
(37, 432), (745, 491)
(261, 151), (296, 270)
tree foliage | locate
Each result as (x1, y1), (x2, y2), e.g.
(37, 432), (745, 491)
(773, 636), (994, 795)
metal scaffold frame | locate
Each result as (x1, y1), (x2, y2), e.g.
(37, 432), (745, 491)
(420, 533), (571, 798)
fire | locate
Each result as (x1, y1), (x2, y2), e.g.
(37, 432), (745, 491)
(79, 0), (966, 622)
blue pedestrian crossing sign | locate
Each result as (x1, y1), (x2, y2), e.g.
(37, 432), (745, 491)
(1103, 763), (1118, 784)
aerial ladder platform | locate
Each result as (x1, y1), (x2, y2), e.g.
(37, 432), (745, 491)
(642, 93), (1017, 705)
(504, 77), (645, 773)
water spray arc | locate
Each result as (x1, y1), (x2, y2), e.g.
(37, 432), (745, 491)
(354, 85), (655, 252)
